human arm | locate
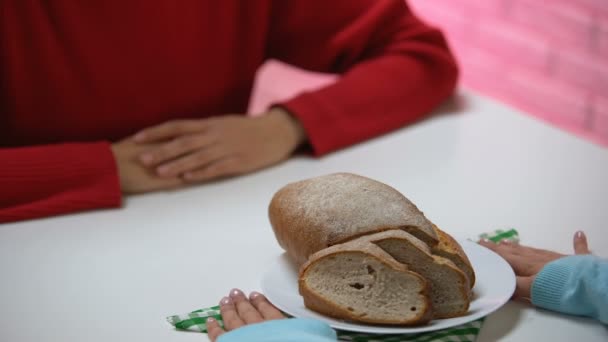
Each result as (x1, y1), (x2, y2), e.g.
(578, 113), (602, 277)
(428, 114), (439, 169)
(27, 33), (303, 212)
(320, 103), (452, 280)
(532, 255), (608, 324)
(132, 0), (457, 184)
(0, 142), (122, 223)
(268, 0), (459, 155)
(0, 140), (182, 223)
(215, 318), (337, 342)
(480, 231), (608, 324)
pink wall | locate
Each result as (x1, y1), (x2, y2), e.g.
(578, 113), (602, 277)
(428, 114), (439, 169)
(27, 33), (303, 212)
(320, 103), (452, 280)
(408, 0), (608, 146)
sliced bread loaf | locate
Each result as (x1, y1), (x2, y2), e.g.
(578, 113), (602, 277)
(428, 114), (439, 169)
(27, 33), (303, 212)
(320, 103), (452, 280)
(299, 240), (432, 325)
(430, 225), (476, 289)
(363, 230), (470, 318)
(270, 173), (439, 266)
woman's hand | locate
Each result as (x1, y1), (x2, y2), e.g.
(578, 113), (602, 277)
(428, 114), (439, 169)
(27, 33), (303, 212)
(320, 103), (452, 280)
(207, 289), (285, 342)
(111, 139), (184, 194)
(132, 108), (306, 183)
(479, 231), (591, 301)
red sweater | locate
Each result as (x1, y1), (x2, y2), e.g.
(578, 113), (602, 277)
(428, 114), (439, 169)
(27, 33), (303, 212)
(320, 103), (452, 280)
(0, 0), (458, 223)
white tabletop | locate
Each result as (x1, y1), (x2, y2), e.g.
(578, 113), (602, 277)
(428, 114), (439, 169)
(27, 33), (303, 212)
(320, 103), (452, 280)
(1, 90), (607, 342)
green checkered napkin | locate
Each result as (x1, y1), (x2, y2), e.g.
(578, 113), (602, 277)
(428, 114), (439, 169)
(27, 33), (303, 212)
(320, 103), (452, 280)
(167, 229), (519, 342)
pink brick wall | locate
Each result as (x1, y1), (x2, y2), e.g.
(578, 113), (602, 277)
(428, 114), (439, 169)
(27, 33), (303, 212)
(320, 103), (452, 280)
(408, 0), (608, 146)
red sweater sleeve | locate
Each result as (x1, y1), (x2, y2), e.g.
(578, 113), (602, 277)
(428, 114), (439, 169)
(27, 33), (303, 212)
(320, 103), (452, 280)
(268, 0), (459, 155)
(0, 142), (122, 223)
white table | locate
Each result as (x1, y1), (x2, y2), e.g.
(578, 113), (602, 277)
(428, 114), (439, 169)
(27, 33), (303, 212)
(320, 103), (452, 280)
(1, 90), (607, 342)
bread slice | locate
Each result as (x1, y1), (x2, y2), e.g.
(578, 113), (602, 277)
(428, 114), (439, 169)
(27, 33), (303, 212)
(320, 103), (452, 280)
(363, 230), (470, 318)
(270, 173), (439, 266)
(299, 241), (432, 325)
(430, 225), (476, 289)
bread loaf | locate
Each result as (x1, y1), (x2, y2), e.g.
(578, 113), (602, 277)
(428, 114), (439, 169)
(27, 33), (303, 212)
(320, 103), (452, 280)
(268, 173), (476, 324)
(299, 238), (432, 325)
(269, 173), (439, 266)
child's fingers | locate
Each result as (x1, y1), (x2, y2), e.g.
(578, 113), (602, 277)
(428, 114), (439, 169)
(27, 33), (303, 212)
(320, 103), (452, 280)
(573, 231), (591, 255)
(230, 289), (264, 324)
(206, 317), (225, 342)
(220, 296), (245, 331)
(249, 292), (285, 320)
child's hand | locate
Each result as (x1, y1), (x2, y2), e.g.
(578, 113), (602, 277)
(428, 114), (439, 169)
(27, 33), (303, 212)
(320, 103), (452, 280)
(479, 231), (590, 300)
(207, 289), (285, 341)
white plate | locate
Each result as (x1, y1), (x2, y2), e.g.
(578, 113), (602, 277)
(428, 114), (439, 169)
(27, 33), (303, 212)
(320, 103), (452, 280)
(261, 240), (515, 334)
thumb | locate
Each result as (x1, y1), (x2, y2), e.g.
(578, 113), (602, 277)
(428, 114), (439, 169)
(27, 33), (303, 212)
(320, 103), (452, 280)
(573, 231), (590, 255)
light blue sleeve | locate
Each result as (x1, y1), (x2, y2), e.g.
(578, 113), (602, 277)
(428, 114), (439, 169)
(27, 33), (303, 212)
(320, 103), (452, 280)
(217, 318), (337, 342)
(531, 255), (608, 324)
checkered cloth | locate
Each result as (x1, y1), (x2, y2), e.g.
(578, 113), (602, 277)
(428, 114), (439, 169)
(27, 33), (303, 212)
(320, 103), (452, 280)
(167, 229), (519, 342)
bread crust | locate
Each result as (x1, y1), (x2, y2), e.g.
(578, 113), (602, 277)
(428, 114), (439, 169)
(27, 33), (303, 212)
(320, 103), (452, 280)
(269, 173), (439, 266)
(431, 225), (476, 289)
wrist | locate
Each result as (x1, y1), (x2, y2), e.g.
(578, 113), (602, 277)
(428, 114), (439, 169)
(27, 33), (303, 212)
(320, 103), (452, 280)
(266, 107), (307, 150)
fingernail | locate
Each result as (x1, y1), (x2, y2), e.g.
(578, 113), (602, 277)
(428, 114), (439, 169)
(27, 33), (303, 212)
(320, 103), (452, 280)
(575, 230), (585, 239)
(206, 317), (215, 323)
(183, 172), (194, 180)
(249, 291), (262, 300)
(499, 239), (512, 245)
(229, 288), (243, 298)
(134, 133), (146, 141)
(220, 296), (231, 306)
(480, 238), (491, 244)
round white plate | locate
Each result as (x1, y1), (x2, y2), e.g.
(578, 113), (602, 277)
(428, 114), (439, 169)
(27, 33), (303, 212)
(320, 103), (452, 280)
(261, 240), (515, 334)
